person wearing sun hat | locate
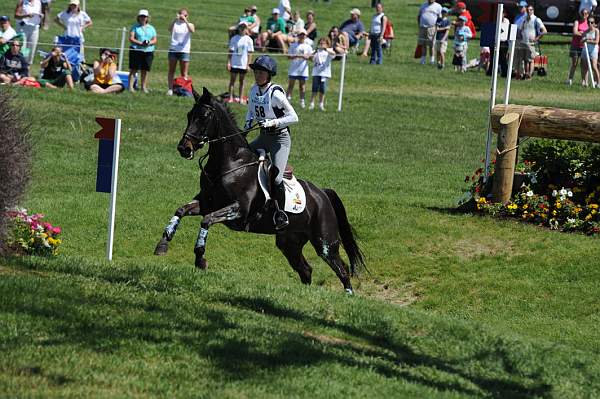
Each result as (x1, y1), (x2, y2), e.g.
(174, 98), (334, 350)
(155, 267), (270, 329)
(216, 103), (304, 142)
(55, 0), (92, 58)
(128, 9), (157, 93)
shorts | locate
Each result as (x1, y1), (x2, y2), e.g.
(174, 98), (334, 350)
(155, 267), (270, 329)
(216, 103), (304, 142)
(435, 40), (447, 53)
(288, 75), (308, 81)
(516, 42), (535, 62)
(418, 26), (436, 46)
(569, 46), (583, 58)
(168, 51), (191, 62)
(129, 49), (154, 71)
(39, 70), (71, 87)
(84, 81), (124, 91)
(311, 76), (328, 93)
(583, 44), (599, 61)
(230, 67), (247, 74)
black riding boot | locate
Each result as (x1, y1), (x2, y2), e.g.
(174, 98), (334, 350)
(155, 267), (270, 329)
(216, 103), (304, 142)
(272, 182), (289, 231)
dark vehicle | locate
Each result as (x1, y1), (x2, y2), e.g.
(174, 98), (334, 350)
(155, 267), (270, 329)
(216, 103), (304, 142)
(442, 1), (598, 34)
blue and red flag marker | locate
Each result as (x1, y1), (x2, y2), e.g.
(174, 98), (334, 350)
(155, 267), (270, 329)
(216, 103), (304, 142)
(94, 117), (122, 261)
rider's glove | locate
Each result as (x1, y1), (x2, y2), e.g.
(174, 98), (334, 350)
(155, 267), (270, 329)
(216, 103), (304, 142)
(244, 120), (253, 130)
(259, 119), (278, 129)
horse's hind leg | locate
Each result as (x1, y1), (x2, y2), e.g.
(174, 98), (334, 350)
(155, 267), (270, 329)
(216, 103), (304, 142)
(154, 200), (201, 255)
(276, 233), (313, 285)
(311, 238), (354, 295)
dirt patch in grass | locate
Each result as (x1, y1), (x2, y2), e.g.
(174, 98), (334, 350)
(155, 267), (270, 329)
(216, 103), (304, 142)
(363, 280), (422, 307)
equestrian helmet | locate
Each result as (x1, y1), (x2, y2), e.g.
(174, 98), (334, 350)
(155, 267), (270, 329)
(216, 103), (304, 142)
(250, 55), (277, 76)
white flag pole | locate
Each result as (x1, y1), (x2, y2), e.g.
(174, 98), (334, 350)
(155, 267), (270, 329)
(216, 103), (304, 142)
(484, 3), (504, 182)
(584, 44), (596, 88)
(504, 25), (518, 105)
(107, 119), (121, 261)
(337, 52), (347, 112)
(118, 27), (126, 71)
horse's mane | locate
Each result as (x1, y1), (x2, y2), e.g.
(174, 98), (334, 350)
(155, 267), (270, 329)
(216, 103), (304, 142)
(210, 97), (252, 149)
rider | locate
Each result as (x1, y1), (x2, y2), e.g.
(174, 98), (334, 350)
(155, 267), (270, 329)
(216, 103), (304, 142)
(245, 55), (298, 231)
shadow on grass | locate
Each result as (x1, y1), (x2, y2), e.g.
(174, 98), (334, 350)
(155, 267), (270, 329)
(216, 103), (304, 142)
(0, 262), (563, 398)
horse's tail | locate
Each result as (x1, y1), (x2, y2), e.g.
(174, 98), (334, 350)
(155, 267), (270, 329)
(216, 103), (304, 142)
(324, 188), (367, 276)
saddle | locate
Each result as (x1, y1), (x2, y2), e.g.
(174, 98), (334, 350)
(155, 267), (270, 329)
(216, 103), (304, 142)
(257, 159), (306, 214)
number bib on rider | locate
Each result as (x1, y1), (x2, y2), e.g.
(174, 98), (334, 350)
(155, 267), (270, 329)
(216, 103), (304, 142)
(249, 84), (284, 122)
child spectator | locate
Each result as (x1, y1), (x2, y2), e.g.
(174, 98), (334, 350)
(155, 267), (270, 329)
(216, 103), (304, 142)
(452, 16), (472, 72)
(309, 37), (335, 111)
(55, 0), (91, 58)
(582, 16), (600, 87)
(128, 9), (157, 93)
(479, 47), (491, 72)
(227, 22), (254, 103)
(328, 26), (348, 59)
(286, 29), (311, 108)
(435, 7), (450, 69)
(85, 48), (123, 94)
(39, 46), (74, 88)
(0, 39), (31, 84)
(167, 8), (195, 96)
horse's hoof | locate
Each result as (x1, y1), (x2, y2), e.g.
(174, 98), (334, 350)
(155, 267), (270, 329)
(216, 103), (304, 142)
(154, 240), (169, 256)
(345, 288), (354, 296)
(195, 257), (208, 270)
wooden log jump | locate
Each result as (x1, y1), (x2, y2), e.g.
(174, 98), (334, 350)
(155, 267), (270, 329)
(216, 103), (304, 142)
(489, 104), (600, 203)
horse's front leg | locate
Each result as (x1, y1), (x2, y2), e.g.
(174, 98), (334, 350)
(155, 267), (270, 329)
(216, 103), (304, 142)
(154, 200), (201, 255)
(194, 202), (241, 269)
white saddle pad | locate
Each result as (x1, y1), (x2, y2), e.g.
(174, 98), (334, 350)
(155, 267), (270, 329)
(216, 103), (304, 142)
(258, 161), (306, 214)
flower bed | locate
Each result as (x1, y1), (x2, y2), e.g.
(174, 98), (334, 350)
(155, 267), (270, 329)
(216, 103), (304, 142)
(459, 140), (600, 236)
(4, 208), (62, 256)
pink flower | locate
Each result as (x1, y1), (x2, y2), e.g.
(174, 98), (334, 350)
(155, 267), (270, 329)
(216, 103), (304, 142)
(52, 226), (61, 235)
(43, 222), (53, 231)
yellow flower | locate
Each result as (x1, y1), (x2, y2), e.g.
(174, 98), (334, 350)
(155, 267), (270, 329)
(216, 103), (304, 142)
(556, 202), (562, 209)
(592, 210), (598, 216)
(523, 204), (529, 210)
(552, 210), (558, 216)
(590, 204), (599, 210)
(586, 214), (593, 221)
(477, 197), (487, 204)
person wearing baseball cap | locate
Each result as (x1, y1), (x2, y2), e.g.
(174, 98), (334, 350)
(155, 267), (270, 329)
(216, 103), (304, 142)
(0, 16), (17, 51)
(128, 9), (157, 93)
(258, 8), (288, 52)
(454, 1), (475, 37)
(340, 8), (367, 54)
(56, 0), (92, 58)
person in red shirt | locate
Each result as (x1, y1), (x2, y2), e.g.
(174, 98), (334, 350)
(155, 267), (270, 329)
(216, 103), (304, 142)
(455, 1), (476, 37)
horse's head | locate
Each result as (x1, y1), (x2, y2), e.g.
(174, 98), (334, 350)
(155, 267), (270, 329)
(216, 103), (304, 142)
(177, 87), (219, 160)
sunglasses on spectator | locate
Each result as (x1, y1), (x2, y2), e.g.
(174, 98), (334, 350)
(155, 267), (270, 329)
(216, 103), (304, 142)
(10, 43), (21, 47)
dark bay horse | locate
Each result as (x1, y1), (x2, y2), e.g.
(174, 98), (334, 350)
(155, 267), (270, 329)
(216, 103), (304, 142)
(154, 87), (365, 294)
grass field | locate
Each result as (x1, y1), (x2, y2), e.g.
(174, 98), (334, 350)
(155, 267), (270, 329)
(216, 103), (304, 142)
(2, 0), (600, 397)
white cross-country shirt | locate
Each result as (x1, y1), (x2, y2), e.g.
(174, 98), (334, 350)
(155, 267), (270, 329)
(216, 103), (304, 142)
(245, 83), (298, 129)
(312, 49), (334, 78)
(288, 42), (312, 77)
(229, 34), (254, 69)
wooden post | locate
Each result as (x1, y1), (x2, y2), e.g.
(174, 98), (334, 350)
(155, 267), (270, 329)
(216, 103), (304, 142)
(491, 105), (600, 142)
(492, 113), (520, 203)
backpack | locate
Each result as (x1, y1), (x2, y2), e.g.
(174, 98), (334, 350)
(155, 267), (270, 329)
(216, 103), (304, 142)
(383, 18), (394, 40)
(173, 76), (193, 97)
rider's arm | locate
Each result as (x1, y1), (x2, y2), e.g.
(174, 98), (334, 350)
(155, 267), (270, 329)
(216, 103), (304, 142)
(271, 90), (298, 129)
(244, 97), (255, 128)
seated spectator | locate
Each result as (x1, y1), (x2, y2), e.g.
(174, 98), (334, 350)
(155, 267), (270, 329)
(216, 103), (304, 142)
(340, 8), (366, 54)
(85, 48), (123, 94)
(39, 46), (74, 88)
(328, 26), (348, 58)
(0, 15), (17, 55)
(228, 7), (258, 38)
(0, 39), (32, 84)
(285, 10), (306, 46)
(259, 8), (287, 53)
(305, 10), (317, 42)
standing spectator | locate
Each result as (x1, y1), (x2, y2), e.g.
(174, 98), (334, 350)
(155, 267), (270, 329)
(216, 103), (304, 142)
(514, 1), (528, 26)
(486, 10), (509, 77)
(417, 0), (442, 65)
(340, 9), (366, 54)
(86, 48), (123, 94)
(278, 0), (292, 22)
(167, 8), (195, 96)
(514, 5), (546, 80)
(227, 22), (254, 103)
(582, 16), (599, 87)
(286, 29), (311, 107)
(0, 16), (17, 55)
(39, 46), (74, 89)
(309, 37), (335, 111)
(454, 1), (476, 38)
(128, 9), (157, 93)
(579, 0), (597, 14)
(368, 2), (387, 65)
(328, 26), (347, 58)
(259, 8), (287, 53)
(55, 0), (92, 58)
(0, 39), (30, 84)
(435, 8), (450, 69)
(567, 9), (590, 85)
(41, 0), (50, 30)
(14, 0), (41, 64)
(305, 10), (317, 42)
(452, 16), (472, 72)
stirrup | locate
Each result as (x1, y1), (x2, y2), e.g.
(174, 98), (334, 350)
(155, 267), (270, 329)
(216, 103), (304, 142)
(273, 210), (289, 231)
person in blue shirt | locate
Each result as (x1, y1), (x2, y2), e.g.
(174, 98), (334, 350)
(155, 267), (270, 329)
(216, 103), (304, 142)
(435, 7), (451, 69)
(452, 15), (472, 72)
(128, 9), (157, 93)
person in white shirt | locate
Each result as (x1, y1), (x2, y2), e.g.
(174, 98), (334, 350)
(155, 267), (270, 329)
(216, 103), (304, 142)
(14, 0), (41, 64)
(278, 0), (291, 22)
(227, 22), (254, 104)
(0, 16), (17, 50)
(167, 8), (195, 96)
(55, 0), (92, 58)
(309, 37), (336, 111)
(417, 0), (442, 65)
(286, 29), (311, 108)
